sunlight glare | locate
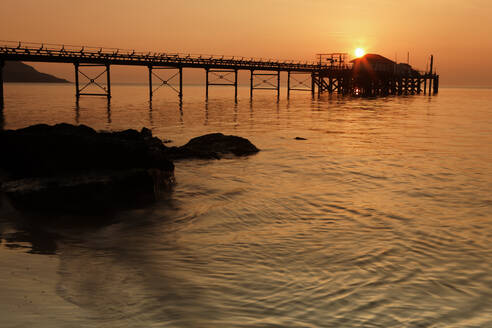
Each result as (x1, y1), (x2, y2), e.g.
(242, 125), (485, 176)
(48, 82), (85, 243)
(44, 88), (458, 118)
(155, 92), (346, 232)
(355, 48), (365, 58)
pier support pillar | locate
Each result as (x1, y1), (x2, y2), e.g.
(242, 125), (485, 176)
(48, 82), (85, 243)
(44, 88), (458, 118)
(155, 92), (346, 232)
(205, 68), (209, 99)
(179, 67), (183, 100)
(428, 55), (434, 95)
(311, 72), (315, 96)
(287, 71), (291, 98)
(234, 69), (238, 101)
(277, 70), (281, 98)
(148, 66), (153, 101)
(74, 63), (80, 100)
(106, 64), (111, 99)
(250, 70), (253, 99)
(0, 60), (4, 109)
(433, 75), (439, 94)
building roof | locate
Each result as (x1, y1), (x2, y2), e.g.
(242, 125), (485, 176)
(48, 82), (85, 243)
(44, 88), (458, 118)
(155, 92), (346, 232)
(350, 54), (396, 64)
(397, 63), (412, 68)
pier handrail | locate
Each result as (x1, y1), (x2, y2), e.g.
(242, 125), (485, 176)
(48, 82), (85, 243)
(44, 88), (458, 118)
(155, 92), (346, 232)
(0, 40), (334, 71)
(0, 40), (439, 107)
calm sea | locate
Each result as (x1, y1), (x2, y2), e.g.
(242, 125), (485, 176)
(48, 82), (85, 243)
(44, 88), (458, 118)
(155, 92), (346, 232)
(1, 84), (491, 327)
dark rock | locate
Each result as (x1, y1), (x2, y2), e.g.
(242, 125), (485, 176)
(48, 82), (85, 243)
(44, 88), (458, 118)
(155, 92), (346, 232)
(294, 137), (307, 140)
(0, 123), (173, 179)
(0, 124), (174, 212)
(2, 169), (174, 213)
(0, 124), (259, 212)
(168, 133), (259, 160)
(2, 229), (59, 255)
(140, 127), (153, 139)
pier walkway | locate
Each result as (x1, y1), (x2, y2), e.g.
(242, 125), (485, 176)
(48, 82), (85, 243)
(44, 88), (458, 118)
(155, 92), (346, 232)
(0, 41), (439, 108)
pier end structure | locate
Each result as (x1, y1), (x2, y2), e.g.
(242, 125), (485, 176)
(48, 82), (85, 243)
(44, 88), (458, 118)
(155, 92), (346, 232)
(312, 53), (439, 97)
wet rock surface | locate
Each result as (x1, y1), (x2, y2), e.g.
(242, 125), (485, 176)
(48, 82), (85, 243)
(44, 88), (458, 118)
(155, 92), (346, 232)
(2, 169), (173, 213)
(167, 133), (260, 160)
(0, 124), (173, 178)
(0, 124), (174, 212)
(0, 124), (259, 213)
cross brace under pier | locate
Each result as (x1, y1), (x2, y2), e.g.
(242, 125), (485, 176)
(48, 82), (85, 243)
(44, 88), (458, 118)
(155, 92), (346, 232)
(287, 71), (315, 97)
(250, 70), (281, 98)
(205, 68), (238, 100)
(74, 63), (111, 99)
(148, 66), (183, 101)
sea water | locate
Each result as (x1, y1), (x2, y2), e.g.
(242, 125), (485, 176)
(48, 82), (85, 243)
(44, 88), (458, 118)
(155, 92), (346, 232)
(0, 84), (491, 327)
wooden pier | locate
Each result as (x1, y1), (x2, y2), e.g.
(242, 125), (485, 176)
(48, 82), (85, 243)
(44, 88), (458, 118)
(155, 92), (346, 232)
(0, 41), (439, 108)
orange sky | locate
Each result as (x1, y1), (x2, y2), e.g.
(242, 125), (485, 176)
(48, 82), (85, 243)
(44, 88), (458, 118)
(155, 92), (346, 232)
(1, 0), (491, 86)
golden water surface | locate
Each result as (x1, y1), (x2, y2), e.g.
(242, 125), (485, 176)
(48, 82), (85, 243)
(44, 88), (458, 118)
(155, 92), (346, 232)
(1, 84), (491, 327)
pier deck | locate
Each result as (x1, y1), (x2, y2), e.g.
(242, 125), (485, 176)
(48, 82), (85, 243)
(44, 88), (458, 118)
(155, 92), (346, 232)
(0, 41), (439, 107)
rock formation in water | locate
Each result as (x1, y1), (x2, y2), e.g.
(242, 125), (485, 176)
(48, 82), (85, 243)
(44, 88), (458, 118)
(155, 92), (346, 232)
(167, 133), (260, 160)
(0, 124), (174, 212)
(3, 61), (69, 83)
(0, 124), (259, 213)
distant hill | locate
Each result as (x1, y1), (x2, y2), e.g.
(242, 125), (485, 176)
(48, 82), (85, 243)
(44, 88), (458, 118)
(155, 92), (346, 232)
(3, 61), (69, 83)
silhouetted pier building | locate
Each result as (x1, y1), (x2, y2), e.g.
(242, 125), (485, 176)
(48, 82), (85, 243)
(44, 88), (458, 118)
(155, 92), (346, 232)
(0, 41), (439, 108)
(314, 53), (439, 97)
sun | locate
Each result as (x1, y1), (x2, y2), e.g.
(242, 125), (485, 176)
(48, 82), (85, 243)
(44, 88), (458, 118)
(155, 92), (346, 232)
(355, 48), (365, 58)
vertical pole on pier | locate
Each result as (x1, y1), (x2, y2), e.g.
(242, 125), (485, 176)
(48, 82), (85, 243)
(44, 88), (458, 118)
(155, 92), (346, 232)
(311, 72), (315, 97)
(433, 75), (439, 94)
(106, 64), (111, 99)
(234, 69), (238, 102)
(179, 66), (183, 100)
(277, 70), (280, 98)
(205, 68), (209, 99)
(74, 63), (80, 100)
(250, 70), (254, 99)
(423, 78), (427, 95)
(287, 71), (291, 98)
(0, 60), (4, 109)
(148, 66), (153, 101)
(428, 55), (434, 95)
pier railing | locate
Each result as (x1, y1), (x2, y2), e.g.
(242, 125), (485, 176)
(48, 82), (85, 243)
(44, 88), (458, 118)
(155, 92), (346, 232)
(0, 40), (335, 72)
(0, 40), (438, 106)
